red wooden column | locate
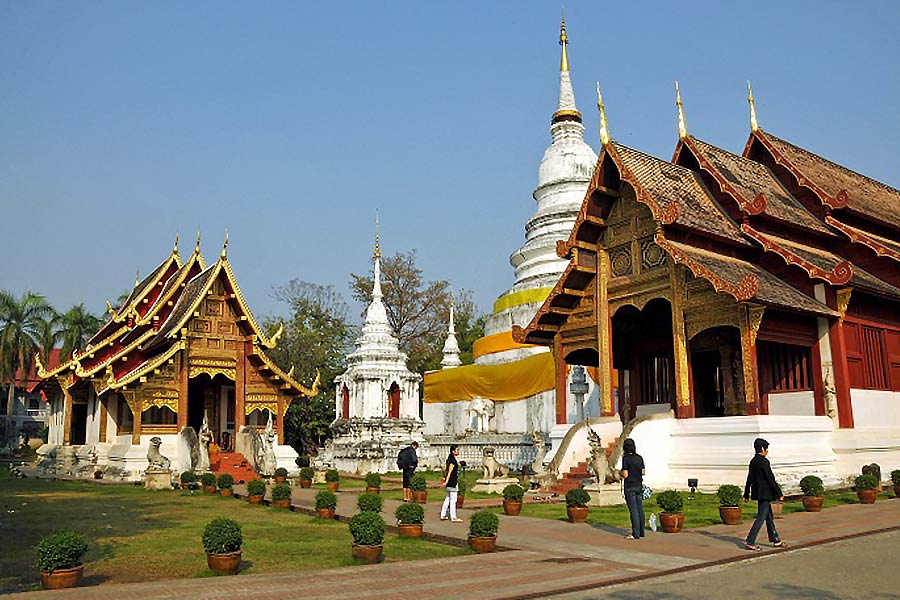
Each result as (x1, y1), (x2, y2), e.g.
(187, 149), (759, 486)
(828, 318), (855, 428)
(739, 305), (764, 416)
(275, 400), (285, 445)
(553, 335), (567, 425)
(62, 384), (74, 445)
(177, 351), (189, 431)
(234, 341), (247, 431)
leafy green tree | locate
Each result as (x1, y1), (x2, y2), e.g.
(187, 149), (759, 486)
(0, 291), (54, 446)
(264, 280), (356, 454)
(59, 304), (102, 359)
(35, 312), (62, 364)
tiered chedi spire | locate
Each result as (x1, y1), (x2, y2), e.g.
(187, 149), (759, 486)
(441, 300), (462, 369)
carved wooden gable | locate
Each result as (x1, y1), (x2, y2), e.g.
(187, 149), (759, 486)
(603, 189), (666, 281)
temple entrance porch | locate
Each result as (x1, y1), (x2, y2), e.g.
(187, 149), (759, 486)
(188, 374), (236, 452)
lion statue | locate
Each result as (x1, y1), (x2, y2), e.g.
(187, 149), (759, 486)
(587, 428), (619, 485)
(481, 446), (509, 480)
(147, 436), (171, 471)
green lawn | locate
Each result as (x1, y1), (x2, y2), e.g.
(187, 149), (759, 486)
(0, 470), (470, 594)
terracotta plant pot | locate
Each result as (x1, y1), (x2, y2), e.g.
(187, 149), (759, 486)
(857, 489), (877, 504)
(456, 494), (465, 509)
(503, 500), (523, 516)
(803, 496), (824, 512)
(326, 482), (340, 492)
(366, 487), (381, 494)
(567, 506), (588, 523)
(181, 483), (189, 490)
(719, 506), (742, 525)
(412, 490), (428, 504)
(203, 485), (217, 495)
(468, 535), (497, 553)
(248, 494), (263, 505)
(316, 508), (336, 519)
(274, 476), (286, 484)
(40, 565), (83, 590)
(659, 512), (684, 533)
(220, 488), (234, 498)
(351, 544), (383, 564)
(771, 501), (783, 518)
(299, 479), (312, 489)
(273, 498), (291, 509)
(397, 523), (423, 538)
(206, 551), (241, 575)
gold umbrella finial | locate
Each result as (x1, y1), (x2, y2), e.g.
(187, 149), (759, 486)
(374, 210), (381, 260)
(173, 232), (179, 255)
(748, 80), (759, 133)
(675, 80), (688, 140)
(596, 82), (610, 146)
(221, 229), (229, 259)
(195, 229), (201, 253)
(559, 11), (569, 72)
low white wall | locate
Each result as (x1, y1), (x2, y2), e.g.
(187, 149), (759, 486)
(768, 391), (815, 416)
(850, 389), (900, 428)
(832, 427), (900, 481)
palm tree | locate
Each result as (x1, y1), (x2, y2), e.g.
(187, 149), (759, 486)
(35, 312), (63, 364)
(0, 291), (54, 447)
(60, 304), (102, 359)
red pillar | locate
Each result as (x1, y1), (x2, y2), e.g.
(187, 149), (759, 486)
(554, 336), (567, 425)
(829, 319), (855, 428)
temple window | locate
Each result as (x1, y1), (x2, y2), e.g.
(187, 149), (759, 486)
(844, 321), (900, 391)
(757, 341), (812, 394)
(638, 354), (673, 405)
(144, 405), (177, 426)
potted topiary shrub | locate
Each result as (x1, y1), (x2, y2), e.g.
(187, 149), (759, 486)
(274, 467), (288, 484)
(855, 474), (879, 504)
(395, 501), (425, 538)
(456, 477), (467, 509)
(357, 492), (383, 513)
(202, 517), (242, 575)
(271, 483), (292, 509)
(468, 510), (499, 553)
(717, 484), (743, 525)
(365, 472), (382, 494)
(246, 478), (266, 505)
(565, 488), (590, 523)
(34, 531), (88, 590)
(656, 490), (684, 533)
(325, 469), (340, 492)
(892, 470), (900, 498)
(502, 483), (525, 516)
(299, 466), (315, 488)
(800, 475), (825, 512)
(200, 472), (217, 494)
(315, 490), (338, 519)
(296, 455), (311, 468)
(349, 511), (385, 564)
(180, 471), (197, 490)
(410, 473), (428, 504)
(217, 473), (235, 497)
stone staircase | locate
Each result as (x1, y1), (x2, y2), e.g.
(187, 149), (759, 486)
(547, 440), (617, 495)
(209, 452), (257, 483)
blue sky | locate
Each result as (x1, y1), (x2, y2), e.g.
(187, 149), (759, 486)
(2, 1), (898, 320)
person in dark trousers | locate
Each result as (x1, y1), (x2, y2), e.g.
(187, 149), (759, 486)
(743, 437), (786, 551)
(397, 441), (419, 502)
(620, 438), (645, 540)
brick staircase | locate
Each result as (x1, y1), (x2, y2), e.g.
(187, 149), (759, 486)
(209, 452), (257, 483)
(547, 440), (617, 495)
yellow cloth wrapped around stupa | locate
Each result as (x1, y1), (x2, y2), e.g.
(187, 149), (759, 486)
(423, 352), (556, 404)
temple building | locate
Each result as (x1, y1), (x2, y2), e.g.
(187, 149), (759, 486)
(35, 235), (319, 480)
(513, 82), (900, 490)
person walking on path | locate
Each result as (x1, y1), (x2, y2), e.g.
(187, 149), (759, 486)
(743, 437), (787, 551)
(440, 444), (463, 522)
(620, 438), (645, 540)
(397, 441), (419, 502)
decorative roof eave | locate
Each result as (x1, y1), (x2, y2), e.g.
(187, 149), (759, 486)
(99, 341), (185, 395)
(682, 136), (768, 215)
(607, 143), (681, 226)
(654, 232), (759, 302)
(513, 258), (588, 344)
(75, 329), (156, 378)
(740, 225), (853, 285)
(136, 249), (207, 328)
(252, 344), (320, 397)
(94, 249), (182, 333)
(37, 324), (132, 380)
(825, 216), (900, 263)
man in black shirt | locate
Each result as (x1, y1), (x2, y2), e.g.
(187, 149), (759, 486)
(620, 438), (645, 539)
(743, 437), (786, 551)
(397, 441), (419, 502)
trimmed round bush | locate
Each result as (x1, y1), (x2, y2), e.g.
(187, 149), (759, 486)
(365, 473), (382, 488)
(325, 469), (340, 483)
(349, 511), (386, 546)
(274, 467), (288, 478)
(271, 483), (292, 501)
(468, 510), (499, 538)
(716, 484), (742, 507)
(202, 517), (242, 554)
(502, 483), (525, 502)
(180, 471), (197, 484)
(410, 473), (427, 491)
(395, 501), (425, 525)
(892, 470), (900, 486)
(34, 531), (88, 573)
(200, 472), (217, 487)
(216, 473), (234, 490)
(565, 488), (590, 508)
(299, 466), (315, 480)
(296, 455), (311, 468)
(855, 474), (879, 490)
(800, 475), (825, 497)
(315, 490), (338, 510)
(357, 492), (383, 513)
(656, 490), (684, 513)
(246, 479), (266, 496)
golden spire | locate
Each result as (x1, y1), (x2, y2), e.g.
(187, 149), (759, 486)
(748, 80), (759, 133)
(135, 269), (140, 287)
(559, 11), (570, 72)
(374, 210), (381, 260)
(221, 229), (229, 259)
(596, 82), (610, 146)
(675, 80), (688, 140)
(173, 233), (179, 255)
(195, 229), (201, 253)
(106, 299), (115, 315)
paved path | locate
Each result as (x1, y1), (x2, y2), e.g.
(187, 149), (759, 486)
(10, 491), (900, 599)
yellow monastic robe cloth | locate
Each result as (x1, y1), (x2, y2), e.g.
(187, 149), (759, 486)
(472, 330), (536, 360)
(492, 286), (554, 314)
(424, 352), (556, 404)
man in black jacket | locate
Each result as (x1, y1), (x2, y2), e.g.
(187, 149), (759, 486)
(397, 441), (419, 502)
(743, 437), (786, 550)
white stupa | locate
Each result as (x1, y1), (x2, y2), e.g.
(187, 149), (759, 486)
(441, 301), (462, 369)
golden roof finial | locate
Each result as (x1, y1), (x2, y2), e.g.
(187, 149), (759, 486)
(221, 229), (229, 259)
(596, 82), (610, 146)
(135, 269), (140, 287)
(374, 210), (381, 260)
(675, 80), (688, 140)
(173, 233), (179, 255)
(748, 80), (759, 133)
(559, 11), (570, 72)
(106, 299), (115, 315)
(195, 229), (201, 253)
